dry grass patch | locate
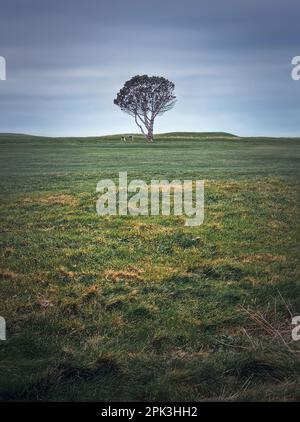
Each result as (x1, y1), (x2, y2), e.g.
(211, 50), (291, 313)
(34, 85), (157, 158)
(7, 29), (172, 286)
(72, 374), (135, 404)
(174, 348), (210, 361)
(104, 266), (144, 282)
(57, 266), (77, 280)
(22, 194), (78, 207)
(1, 247), (16, 258)
(81, 285), (100, 303)
(111, 314), (125, 327)
(0, 269), (20, 280)
(240, 254), (286, 263)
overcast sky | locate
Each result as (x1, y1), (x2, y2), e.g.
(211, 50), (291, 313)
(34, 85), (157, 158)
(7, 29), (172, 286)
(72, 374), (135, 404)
(0, 0), (299, 137)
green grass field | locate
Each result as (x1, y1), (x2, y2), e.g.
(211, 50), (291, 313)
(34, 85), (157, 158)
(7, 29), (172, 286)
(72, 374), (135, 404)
(0, 132), (299, 401)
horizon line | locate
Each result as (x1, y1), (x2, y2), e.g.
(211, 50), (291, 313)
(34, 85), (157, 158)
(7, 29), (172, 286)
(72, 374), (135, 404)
(1, 131), (300, 139)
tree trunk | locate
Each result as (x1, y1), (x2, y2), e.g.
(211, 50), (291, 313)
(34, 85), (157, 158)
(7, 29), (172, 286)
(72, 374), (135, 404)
(146, 120), (154, 142)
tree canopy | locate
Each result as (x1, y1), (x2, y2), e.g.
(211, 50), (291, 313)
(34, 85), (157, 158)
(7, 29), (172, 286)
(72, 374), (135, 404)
(114, 75), (176, 142)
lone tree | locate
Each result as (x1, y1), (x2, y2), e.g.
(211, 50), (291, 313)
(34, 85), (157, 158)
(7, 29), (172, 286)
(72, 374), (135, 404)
(114, 75), (176, 142)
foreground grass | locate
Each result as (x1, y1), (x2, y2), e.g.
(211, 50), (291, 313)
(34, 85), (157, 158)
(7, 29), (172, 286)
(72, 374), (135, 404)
(0, 133), (299, 401)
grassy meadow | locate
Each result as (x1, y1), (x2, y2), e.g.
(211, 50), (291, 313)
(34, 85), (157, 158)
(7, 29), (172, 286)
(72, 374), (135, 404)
(0, 132), (299, 401)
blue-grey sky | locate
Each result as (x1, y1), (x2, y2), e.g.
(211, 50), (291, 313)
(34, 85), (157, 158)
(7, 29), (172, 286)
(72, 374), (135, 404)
(0, 0), (299, 137)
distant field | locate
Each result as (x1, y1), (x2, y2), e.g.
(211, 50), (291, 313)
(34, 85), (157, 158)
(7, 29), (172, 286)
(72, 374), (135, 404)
(0, 133), (299, 401)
